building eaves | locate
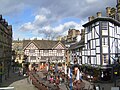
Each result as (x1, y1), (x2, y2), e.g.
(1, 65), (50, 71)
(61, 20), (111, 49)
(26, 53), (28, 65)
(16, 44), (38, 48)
(83, 17), (120, 27)
(69, 40), (84, 50)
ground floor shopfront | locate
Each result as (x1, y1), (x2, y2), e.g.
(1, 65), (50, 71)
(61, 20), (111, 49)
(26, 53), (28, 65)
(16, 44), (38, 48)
(79, 64), (120, 83)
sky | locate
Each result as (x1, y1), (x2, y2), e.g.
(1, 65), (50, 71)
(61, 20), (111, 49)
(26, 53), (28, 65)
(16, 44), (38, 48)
(0, 0), (116, 40)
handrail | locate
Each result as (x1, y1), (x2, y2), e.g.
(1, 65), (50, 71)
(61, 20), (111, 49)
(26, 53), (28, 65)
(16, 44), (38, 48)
(0, 87), (14, 90)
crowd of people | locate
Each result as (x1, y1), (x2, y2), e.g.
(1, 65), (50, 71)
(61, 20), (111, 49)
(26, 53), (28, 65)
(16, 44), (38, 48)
(48, 71), (65, 85)
(46, 70), (87, 90)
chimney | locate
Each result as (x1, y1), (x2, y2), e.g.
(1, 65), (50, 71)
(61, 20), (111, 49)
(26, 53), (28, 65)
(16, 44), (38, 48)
(106, 7), (111, 17)
(5, 21), (8, 26)
(97, 12), (102, 17)
(117, 0), (120, 21)
(7, 25), (12, 30)
(1, 19), (5, 23)
(0, 15), (2, 20)
(88, 16), (95, 21)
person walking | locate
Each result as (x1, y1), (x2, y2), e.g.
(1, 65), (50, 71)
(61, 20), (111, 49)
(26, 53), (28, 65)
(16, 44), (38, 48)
(55, 76), (60, 86)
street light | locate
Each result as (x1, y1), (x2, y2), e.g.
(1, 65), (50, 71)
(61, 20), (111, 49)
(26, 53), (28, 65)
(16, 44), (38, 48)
(113, 63), (119, 87)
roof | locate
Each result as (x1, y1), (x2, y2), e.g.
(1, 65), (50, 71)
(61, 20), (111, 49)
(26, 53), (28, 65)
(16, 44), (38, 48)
(12, 40), (23, 43)
(69, 40), (84, 50)
(83, 17), (120, 27)
(12, 40), (23, 51)
(23, 40), (65, 50)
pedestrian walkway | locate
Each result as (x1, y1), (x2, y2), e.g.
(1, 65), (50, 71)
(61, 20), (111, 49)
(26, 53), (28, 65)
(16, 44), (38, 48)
(59, 83), (68, 90)
(0, 70), (37, 90)
(36, 71), (94, 90)
(9, 78), (37, 90)
(82, 80), (94, 89)
(36, 71), (68, 90)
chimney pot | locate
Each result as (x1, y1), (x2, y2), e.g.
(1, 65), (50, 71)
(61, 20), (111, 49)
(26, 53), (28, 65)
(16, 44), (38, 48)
(0, 15), (2, 20)
(7, 25), (12, 30)
(97, 12), (102, 17)
(88, 16), (95, 21)
(106, 7), (111, 17)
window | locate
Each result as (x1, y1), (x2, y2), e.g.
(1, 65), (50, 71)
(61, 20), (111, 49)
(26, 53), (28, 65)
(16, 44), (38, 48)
(80, 57), (82, 64)
(88, 40), (91, 49)
(53, 50), (57, 53)
(87, 25), (92, 33)
(29, 49), (35, 53)
(49, 50), (52, 53)
(102, 22), (108, 35)
(35, 50), (39, 53)
(57, 50), (62, 53)
(30, 56), (36, 60)
(44, 50), (48, 53)
(88, 56), (91, 64)
(93, 40), (95, 48)
(103, 55), (108, 63)
(102, 37), (108, 45)
(101, 22), (108, 30)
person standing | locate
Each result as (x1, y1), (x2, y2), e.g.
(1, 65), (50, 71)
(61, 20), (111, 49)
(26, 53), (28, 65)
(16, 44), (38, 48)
(55, 76), (60, 86)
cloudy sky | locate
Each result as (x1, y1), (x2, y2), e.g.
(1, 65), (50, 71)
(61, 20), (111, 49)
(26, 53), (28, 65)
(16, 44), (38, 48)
(0, 0), (116, 40)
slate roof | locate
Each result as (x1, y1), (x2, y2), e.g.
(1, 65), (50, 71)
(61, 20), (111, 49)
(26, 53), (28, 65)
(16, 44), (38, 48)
(23, 40), (65, 50)
(69, 40), (84, 50)
(12, 40), (23, 51)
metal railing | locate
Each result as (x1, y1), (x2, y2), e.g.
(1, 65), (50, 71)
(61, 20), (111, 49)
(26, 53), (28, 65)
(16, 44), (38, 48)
(0, 87), (14, 90)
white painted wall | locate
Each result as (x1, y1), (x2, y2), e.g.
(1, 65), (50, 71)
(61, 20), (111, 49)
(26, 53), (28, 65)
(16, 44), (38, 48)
(102, 45), (108, 53)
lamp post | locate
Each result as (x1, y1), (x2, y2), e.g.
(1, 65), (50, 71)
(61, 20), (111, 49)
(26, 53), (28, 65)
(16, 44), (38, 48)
(113, 63), (119, 87)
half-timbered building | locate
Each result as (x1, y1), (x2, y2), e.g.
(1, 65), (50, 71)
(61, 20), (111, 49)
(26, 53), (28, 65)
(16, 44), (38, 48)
(82, 16), (120, 81)
(23, 40), (66, 70)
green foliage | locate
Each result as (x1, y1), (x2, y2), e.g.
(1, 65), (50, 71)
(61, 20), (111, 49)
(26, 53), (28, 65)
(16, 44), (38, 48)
(18, 63), (22, 67)
(57, 62), (62, 66)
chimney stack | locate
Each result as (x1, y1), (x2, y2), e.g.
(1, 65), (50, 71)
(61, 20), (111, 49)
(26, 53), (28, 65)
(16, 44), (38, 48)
(116, 0), (120, 21)
(97, 12), (102, 17)
(1, 19), (5, 23)
(88, 16), (95, 21)
(5, 21), (8, 26)
(106, 7), (111, 17)
(7, 25), (12, 30)
(0, 15), (2, 20)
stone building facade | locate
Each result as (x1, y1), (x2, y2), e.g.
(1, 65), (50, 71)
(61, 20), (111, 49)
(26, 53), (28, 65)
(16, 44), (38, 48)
(0, 15), (12, 82)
